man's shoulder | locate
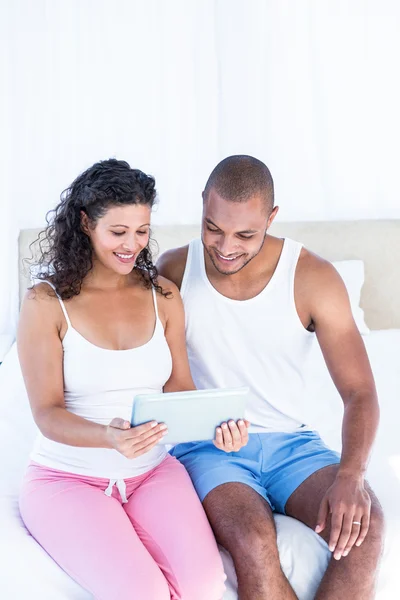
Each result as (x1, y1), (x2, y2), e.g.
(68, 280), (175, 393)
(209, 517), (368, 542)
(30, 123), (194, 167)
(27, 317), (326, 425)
(298, 246), (339, 279)
(156, 245), (190, 290)
(296, 245), (347, 299)
(270, 236), (336, 283)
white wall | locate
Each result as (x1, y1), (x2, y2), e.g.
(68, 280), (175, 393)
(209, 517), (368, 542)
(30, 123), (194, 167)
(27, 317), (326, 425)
(2, 0), (220, 228)
(2, 0), (400, 230)
(215, 0), (400, 221)
(1, 0), (400, 352)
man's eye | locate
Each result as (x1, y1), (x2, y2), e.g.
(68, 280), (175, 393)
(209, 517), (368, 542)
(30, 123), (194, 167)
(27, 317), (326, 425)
(207, 226), (220, 233)
(239, 235), (254, 240)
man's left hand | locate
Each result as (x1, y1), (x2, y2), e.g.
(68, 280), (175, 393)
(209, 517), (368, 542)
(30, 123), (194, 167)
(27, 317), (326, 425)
(315, 472), (371, 560)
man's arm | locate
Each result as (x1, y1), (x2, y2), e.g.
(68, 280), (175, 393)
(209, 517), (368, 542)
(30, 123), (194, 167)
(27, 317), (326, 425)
(308, 259), (379, 477)
(299, 253), (379, 556)
(156, 246), (189, 290)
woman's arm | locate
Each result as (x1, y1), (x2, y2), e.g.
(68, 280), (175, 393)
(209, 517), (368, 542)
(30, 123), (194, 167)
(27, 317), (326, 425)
(17, 285), (166, 458)
(159, 280), (196, 394)
(158, 277), (249, 451)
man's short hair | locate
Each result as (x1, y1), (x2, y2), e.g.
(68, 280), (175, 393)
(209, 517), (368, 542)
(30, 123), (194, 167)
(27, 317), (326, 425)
(203, 155), (274, 212)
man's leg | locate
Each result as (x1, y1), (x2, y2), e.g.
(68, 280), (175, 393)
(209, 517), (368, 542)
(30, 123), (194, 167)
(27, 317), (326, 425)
(203, 482), (297, 600)
(285, 465), (384, 600)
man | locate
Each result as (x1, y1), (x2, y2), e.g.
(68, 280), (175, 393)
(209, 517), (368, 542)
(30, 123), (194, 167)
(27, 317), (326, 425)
(157, 155), (384, 599)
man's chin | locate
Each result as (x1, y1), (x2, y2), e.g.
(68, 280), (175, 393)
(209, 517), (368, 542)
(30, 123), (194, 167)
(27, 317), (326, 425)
(209, 252), (248, 275)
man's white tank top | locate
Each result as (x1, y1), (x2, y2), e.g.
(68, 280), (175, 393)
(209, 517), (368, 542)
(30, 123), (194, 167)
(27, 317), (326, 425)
(30, 282), (173, 485)
(181, 238), (315, 433)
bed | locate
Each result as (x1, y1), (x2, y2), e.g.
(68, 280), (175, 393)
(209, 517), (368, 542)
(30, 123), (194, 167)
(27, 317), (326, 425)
(1, 220), (399, 599)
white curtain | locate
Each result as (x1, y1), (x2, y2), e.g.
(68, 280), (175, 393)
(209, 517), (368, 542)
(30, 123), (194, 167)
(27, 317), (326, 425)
(1, 0), (400, 356)
(215, 0), (400, 221)
(0, 11), (19, 358)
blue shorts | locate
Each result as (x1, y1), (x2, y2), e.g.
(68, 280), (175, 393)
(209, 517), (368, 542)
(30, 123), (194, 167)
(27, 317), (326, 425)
(170, 431), (340, 514)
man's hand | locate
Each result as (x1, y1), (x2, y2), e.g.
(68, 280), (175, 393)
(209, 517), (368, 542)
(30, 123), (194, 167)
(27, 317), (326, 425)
(213, 419), (250, 452)
(315, 472), (372, 560)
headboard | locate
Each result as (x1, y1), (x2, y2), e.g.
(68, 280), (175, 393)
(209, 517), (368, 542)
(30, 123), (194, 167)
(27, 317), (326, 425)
(18, 219), (400, 330)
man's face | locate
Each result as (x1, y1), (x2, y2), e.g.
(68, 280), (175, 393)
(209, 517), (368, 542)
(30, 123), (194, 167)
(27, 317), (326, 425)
(202, 188), (274, 275)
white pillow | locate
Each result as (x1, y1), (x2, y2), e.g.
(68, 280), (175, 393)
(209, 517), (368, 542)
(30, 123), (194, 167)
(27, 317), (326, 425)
(0, 334), (15, 363)
(331, 260), (370, 335)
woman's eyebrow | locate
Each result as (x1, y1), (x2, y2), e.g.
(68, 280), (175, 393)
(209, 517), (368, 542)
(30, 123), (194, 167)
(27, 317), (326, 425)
(109, 223), (150, 228)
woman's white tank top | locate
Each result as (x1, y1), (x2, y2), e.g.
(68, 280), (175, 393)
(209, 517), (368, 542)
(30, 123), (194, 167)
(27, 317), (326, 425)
(181, 238), (316, 433)
(30, 282), (173, 482)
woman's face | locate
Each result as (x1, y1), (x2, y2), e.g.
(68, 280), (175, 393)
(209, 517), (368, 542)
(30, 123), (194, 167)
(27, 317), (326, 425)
(85, 204), (151, 275)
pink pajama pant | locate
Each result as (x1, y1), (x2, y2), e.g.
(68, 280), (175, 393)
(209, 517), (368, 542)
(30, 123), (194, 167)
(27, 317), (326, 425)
(19, 454), (226, 600)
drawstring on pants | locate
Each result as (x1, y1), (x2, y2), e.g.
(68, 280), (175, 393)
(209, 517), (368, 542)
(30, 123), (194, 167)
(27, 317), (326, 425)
(104, 478), (128, 503)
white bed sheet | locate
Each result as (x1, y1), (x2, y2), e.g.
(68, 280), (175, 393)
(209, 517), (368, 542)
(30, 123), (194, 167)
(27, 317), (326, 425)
(0, 331), (399, 599)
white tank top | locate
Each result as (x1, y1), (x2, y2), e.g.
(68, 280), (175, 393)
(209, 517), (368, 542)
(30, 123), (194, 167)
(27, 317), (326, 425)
(181, 238), (315, 433)
(30, 281), (173, 491)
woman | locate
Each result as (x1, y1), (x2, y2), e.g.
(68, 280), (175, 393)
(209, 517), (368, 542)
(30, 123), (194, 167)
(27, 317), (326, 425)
(17, 159), (248, 599)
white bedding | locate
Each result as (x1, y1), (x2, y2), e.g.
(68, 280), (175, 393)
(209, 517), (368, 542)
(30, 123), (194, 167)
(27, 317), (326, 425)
(0, 331), (399, 599)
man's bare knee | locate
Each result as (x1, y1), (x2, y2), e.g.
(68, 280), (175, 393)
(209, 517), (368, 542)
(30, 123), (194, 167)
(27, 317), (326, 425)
(236, 521), (282, 564)
(203, 483), (280, 563)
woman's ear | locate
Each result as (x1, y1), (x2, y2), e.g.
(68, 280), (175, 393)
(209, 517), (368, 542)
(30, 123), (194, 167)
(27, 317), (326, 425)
(80, 210), (90, 235)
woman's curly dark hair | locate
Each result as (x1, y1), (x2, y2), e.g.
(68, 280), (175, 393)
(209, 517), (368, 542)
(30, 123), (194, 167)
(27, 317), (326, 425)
(29, 158), (169, 299)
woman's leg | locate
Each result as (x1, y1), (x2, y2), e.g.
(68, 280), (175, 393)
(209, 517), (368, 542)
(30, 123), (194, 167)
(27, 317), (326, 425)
(19, 464), (170, 600)
(124, 454), (226, 600)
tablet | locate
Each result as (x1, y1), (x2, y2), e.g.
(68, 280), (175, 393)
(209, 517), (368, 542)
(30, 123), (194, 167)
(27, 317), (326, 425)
(131, 387), (249, 445)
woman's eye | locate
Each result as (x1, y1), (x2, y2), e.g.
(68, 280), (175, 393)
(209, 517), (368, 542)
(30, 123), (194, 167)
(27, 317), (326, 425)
(112, 231), (125, 236)
(137, 230), (148, 236)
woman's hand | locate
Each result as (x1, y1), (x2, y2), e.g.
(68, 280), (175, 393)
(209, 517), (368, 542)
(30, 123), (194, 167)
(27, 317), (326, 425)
(106, 418), (168, 459)
(213, 419), (250, 452)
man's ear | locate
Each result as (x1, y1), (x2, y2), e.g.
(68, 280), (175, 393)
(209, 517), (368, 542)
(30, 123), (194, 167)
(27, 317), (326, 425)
(80, 210), (90, 235)
(267, 206), (279, 230)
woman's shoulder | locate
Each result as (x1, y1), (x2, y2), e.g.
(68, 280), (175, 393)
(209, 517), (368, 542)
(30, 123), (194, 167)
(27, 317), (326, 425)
(22, 281), (62, 319)
(19, 281), (64, 337)
(24, 280), (55, 300)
